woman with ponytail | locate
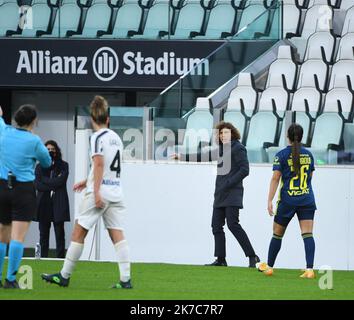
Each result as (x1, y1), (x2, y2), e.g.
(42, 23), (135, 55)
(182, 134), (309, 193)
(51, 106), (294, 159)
(258, 124), (317, 279)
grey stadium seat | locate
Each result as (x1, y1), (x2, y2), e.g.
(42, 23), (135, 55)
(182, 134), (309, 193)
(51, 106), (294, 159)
(194, 0), (237, 39)
(266, 46), (297, 90)
(339, 0), (354, 10)
(283, 2), (301, 38)
(0, 1), (20, 36)
(177, 98), (214, 155)
(168, 1), (205, 39)
(245, 111), (278, 163)
(328, 60), (354, 89)
(341, 6), (354, 36)
(324, 88), (354, 121)
(228, 73), (258, 117)
(18, 2), (51, 37)
(70, 2), (111, 38)
(291, 86), (322, 118)
(43, 2), (81, 37)
(299, 4), (333, 39)
(258, 86), (289, 118)
(303, 31), (335, 63)
(236, 1), (269, 35)
(297, 59), (328, 92)
(100, 1), (143, 39)
(307, 113), (343, 164)
(131, 0), (170, 39)
(335, 33), (354, 61)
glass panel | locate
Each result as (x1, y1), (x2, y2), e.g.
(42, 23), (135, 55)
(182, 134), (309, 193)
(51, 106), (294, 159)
(75, 105), (146, 160)
(109, 106), (145, 160)
(150, 2), (281, 160)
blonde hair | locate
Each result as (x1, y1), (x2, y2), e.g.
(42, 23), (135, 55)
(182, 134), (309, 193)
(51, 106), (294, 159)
(90, 95), (108, 125)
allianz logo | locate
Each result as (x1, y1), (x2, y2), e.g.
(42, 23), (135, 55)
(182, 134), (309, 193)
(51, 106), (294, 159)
(16, 47), (209, 81)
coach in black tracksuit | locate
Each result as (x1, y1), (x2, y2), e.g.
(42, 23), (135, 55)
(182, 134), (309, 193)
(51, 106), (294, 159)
(178, 122), (259, 267)
(34, 140), (70, 258)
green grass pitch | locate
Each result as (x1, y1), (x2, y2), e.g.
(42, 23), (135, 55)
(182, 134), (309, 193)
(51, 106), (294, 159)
(1, 259), (354, 300)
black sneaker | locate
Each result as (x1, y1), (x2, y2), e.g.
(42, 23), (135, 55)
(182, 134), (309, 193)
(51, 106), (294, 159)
(111, 279), (133, 289)
(249, 255), (261, 268)
(205, 259), (228, 267)
(41, 273), (70, 287)
(3, 279), (20, 289)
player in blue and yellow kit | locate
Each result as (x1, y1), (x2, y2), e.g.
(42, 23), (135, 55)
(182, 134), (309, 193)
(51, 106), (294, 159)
(258, 124), (316, 279)
(0, 105), (51, 288)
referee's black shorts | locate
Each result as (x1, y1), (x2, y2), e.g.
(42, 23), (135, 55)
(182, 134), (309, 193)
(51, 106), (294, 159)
(0, 179), (37, 225)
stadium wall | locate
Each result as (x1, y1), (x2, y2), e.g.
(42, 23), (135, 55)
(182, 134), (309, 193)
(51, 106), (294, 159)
(87, 162), (354, 271)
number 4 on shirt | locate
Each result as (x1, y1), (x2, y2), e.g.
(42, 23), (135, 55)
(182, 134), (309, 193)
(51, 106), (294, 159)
(110, 150), (121, 178)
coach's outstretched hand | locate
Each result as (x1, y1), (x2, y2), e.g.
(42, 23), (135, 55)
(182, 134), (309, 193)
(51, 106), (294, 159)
(170, 153), (181, 160)
(73, 180), (87, 192)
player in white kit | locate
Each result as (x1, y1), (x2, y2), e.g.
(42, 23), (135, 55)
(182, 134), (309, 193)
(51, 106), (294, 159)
(41, 96), (132, 289)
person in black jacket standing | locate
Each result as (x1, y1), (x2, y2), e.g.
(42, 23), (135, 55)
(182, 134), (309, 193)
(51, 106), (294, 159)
(34, 140), (70, 258)
(174, 122), (260, 267)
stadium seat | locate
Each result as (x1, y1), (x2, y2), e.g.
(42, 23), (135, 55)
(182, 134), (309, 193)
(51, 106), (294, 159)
(223, 109), (247, 144)
(282, 2), (301, 38)
(258, 86), (289, 118)
(100, 1), (143, 39)
(307, 0), (332, 6)
(297, 59), (328, 92)
(339, 0), (354, 10)
(303, 31), (336, 63)
(288, 4), (333, 59)
(167, 1), (205, 39)
(236, 1), (269, 36)
(177, 97), (214, 155)
(291, 87), (322, 119)
(17, 2), (51, 37)
(245, 111), (278, 163)
(307, 112), (343, 164)
(335, 33), (354, 61)
(266, 46), (297, 90)
(223, 73), (258, 142)
(70, 2), (111, 38)
(227, 73), (258, 118)
(130, 0), (170, 39)
(266, 120), (287, 163)
(0, 2), (20, 36)
(341, 6), (354, 36)
(297, 4), (333, 39)
(328, 60), (354, 89)
(324, 88), (354, 121)
(42, 2), (81, 37)
(193, 0), (237, 39)
(266, 110), (312, 160)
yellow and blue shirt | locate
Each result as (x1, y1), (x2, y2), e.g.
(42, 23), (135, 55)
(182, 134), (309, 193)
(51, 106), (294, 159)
(273, 146), (316, 207)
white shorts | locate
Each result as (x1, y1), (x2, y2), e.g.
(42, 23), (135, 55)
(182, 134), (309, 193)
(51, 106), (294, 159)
(76, 193), (126, 231)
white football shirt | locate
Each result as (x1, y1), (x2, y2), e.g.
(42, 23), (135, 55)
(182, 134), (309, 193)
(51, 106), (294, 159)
(86, 128), (124, 202)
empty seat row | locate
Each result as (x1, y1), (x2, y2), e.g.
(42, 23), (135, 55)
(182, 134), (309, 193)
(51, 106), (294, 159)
(0, 0), (279, 39)
(177, 94), (352, 164)
(266, 44), (354, 94)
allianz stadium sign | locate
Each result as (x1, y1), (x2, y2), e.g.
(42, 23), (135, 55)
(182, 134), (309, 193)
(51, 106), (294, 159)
(0, 39), (276, 89)
(16, 49), (209, 79)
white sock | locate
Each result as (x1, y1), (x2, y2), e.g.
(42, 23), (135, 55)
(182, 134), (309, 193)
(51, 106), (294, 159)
(114, 240), (131, 282)
(61, 242), (84, 279)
